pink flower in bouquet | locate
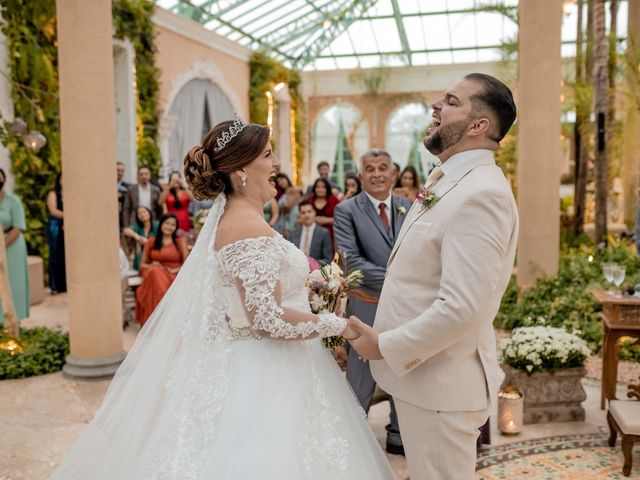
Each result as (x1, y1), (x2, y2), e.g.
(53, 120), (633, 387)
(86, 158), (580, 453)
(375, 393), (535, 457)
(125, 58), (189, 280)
(307, 268), (325, 285)
(308, 257), (320, 272)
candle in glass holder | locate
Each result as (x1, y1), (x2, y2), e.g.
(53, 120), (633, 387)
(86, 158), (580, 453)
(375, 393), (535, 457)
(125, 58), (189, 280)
(498, 386), (524, 435)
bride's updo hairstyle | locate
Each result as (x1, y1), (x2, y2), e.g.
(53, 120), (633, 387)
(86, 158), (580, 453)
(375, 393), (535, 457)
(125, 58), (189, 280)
(184, 120), (270, 200)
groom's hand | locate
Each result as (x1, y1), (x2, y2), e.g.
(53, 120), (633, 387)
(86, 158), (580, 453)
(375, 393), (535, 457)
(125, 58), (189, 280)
(348, 317), (383, 360)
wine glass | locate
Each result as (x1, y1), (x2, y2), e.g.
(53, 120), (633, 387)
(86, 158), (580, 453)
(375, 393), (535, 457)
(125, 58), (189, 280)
(612, 265), (626, 296)
(603, 263), (616, 295)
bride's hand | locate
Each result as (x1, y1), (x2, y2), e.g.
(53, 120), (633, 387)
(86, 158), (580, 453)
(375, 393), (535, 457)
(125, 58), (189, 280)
(341, 316), (363, 342)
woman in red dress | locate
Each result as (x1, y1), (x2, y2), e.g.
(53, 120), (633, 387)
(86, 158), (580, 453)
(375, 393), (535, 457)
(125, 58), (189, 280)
(160, 171), (192, 233)
(307, 177), (340, 244)
(135, 213), (188, 326)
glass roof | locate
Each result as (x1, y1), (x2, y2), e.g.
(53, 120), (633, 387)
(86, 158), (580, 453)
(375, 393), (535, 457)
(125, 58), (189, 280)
(155, 0), (629, 71)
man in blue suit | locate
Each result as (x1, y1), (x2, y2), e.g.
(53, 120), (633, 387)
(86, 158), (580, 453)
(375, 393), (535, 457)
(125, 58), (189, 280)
(334, 149), (412, 455)
(289, 200), (333, 265)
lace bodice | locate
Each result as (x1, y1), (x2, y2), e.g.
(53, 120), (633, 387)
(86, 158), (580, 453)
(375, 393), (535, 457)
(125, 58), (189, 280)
(217, 234), (345, 339)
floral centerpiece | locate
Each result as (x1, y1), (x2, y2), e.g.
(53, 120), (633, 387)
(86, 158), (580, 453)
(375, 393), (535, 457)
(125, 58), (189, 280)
(499, 326), (591, 424)
(500, 326), (591, 373)
(306, 251), (363, 349)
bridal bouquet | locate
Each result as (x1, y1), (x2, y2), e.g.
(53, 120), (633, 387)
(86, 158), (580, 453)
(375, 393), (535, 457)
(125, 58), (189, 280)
(306, 251), (363, 349)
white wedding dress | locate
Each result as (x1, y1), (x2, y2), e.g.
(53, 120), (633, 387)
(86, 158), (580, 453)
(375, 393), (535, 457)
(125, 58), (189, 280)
(50, 195), (395, 480)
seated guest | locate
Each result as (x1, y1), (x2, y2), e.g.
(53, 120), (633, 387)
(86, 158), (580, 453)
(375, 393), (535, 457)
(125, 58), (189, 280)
(289, 200), (332, 265)
(123, 206), (158, 271)
(307, 177), (340, 243)
(135, 214), (188, 326)
(275, 172), (291, 201)
(276, 180), (303, 239)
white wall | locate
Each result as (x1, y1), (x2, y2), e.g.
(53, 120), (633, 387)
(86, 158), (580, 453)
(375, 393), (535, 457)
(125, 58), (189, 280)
(113, 38), (137, 184)
(0, 22), (15, 192)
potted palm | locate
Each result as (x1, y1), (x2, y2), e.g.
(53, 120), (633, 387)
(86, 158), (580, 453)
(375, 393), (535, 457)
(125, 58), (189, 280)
(500, 326), (591, 424)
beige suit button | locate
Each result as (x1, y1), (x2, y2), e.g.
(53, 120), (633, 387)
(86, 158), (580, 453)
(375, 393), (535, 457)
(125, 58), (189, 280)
(404, 359), (420, 370)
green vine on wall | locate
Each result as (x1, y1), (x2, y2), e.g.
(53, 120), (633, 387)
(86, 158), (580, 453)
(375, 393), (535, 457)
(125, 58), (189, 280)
(249, 52), (304, 183)
(0, 0), (161, 261)
(0, 0), (60, 260)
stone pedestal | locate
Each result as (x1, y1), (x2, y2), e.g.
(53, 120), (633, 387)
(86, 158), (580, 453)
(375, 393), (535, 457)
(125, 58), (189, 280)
(501, 364), (587, 424)
(27, 256), (45, 305)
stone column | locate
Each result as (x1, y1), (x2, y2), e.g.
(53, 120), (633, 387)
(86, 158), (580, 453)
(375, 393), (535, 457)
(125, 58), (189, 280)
(517, 0), (563, 288)
(274, 84), (293, 178)
(622, 1), (640, 229)
(57, 0), (125, 377)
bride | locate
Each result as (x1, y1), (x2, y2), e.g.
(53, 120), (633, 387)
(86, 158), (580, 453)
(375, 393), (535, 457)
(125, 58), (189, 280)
(50, 118), (395, 479)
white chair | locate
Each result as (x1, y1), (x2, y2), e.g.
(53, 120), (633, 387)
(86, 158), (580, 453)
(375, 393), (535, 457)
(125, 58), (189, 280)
(608, 381), (640, 476)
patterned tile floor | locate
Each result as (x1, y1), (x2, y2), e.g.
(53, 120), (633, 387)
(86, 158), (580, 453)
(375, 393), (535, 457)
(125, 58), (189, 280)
(476, 434), (640, 479)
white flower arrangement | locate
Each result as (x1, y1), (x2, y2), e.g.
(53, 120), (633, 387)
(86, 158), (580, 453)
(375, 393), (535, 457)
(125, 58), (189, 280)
(499, 326), (591, 374)
(306, 251), (363, 349)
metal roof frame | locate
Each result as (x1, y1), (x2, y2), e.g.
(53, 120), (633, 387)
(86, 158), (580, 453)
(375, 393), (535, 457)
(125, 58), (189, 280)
(155, 0), (628, 71)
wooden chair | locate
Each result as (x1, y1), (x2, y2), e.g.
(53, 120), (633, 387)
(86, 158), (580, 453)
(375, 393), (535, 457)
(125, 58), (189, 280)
(608, 380), (640, 476)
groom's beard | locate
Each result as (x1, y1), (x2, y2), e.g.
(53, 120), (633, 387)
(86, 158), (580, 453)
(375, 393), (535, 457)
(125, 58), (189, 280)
(423, 119), (468, 156)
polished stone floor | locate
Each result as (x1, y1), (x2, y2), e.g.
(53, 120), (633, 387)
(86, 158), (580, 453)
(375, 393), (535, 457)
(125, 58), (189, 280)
(0, 294), (627, 479)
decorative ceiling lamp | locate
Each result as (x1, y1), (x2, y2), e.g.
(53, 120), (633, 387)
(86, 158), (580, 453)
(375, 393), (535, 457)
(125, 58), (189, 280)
(8, 117), (28, 136)
(24, 130), (47, 153)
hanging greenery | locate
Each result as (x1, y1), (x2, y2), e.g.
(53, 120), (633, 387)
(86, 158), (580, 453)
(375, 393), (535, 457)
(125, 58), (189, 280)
(249, 52), (304, 183)
(0, 0), (60, 260)
(0, 0), (160, 261)
(113, 0), (161, 176)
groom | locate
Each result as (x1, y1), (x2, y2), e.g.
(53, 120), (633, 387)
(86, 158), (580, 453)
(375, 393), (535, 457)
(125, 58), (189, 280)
(349, 73), (519, 479)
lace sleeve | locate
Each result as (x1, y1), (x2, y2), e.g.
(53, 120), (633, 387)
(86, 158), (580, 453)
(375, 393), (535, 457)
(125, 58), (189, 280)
(220, 236), (346, 339)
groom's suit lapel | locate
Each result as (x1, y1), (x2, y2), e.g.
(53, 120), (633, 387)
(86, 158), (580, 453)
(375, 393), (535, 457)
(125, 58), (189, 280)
(387, 154), (496, 267)
(355, 193), (394, 248)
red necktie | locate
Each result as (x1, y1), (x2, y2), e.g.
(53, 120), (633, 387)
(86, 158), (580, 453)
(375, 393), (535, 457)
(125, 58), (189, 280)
(378, 203), (390, 231)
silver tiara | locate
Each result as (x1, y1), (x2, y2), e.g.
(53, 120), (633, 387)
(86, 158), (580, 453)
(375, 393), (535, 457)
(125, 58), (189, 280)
(214, 113), (246, 152)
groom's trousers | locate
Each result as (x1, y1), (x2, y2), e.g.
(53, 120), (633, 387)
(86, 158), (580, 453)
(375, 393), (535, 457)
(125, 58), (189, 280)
(394, 399), (489, 480)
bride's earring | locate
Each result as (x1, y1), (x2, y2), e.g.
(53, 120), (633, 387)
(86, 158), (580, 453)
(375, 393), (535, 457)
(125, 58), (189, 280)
(241, 176), (247, 187)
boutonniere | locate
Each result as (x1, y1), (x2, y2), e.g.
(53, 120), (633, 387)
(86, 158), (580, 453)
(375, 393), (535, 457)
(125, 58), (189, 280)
(416, 187), (439, 211)
(396, 205), (406, 216)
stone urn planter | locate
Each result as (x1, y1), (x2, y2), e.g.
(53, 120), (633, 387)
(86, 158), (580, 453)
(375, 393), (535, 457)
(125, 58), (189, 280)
(501, 364), (587, 424)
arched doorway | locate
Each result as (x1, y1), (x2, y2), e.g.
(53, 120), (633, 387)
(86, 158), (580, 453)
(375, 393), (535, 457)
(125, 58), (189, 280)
(386, 102), (438, 183)
(165, 78), (234, 174)
(312, 104), (368, 190)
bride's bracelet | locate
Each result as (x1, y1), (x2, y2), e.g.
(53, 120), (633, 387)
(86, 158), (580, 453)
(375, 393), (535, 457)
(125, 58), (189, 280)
(317, 313), (347, 338)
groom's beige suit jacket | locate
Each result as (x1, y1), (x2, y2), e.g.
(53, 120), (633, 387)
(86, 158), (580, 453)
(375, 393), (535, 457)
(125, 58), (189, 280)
(371, 149), (519, 412)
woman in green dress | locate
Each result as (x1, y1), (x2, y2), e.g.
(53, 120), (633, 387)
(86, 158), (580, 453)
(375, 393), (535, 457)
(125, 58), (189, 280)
(0, 168), (29, 322)
(123, 206), (158, 271)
